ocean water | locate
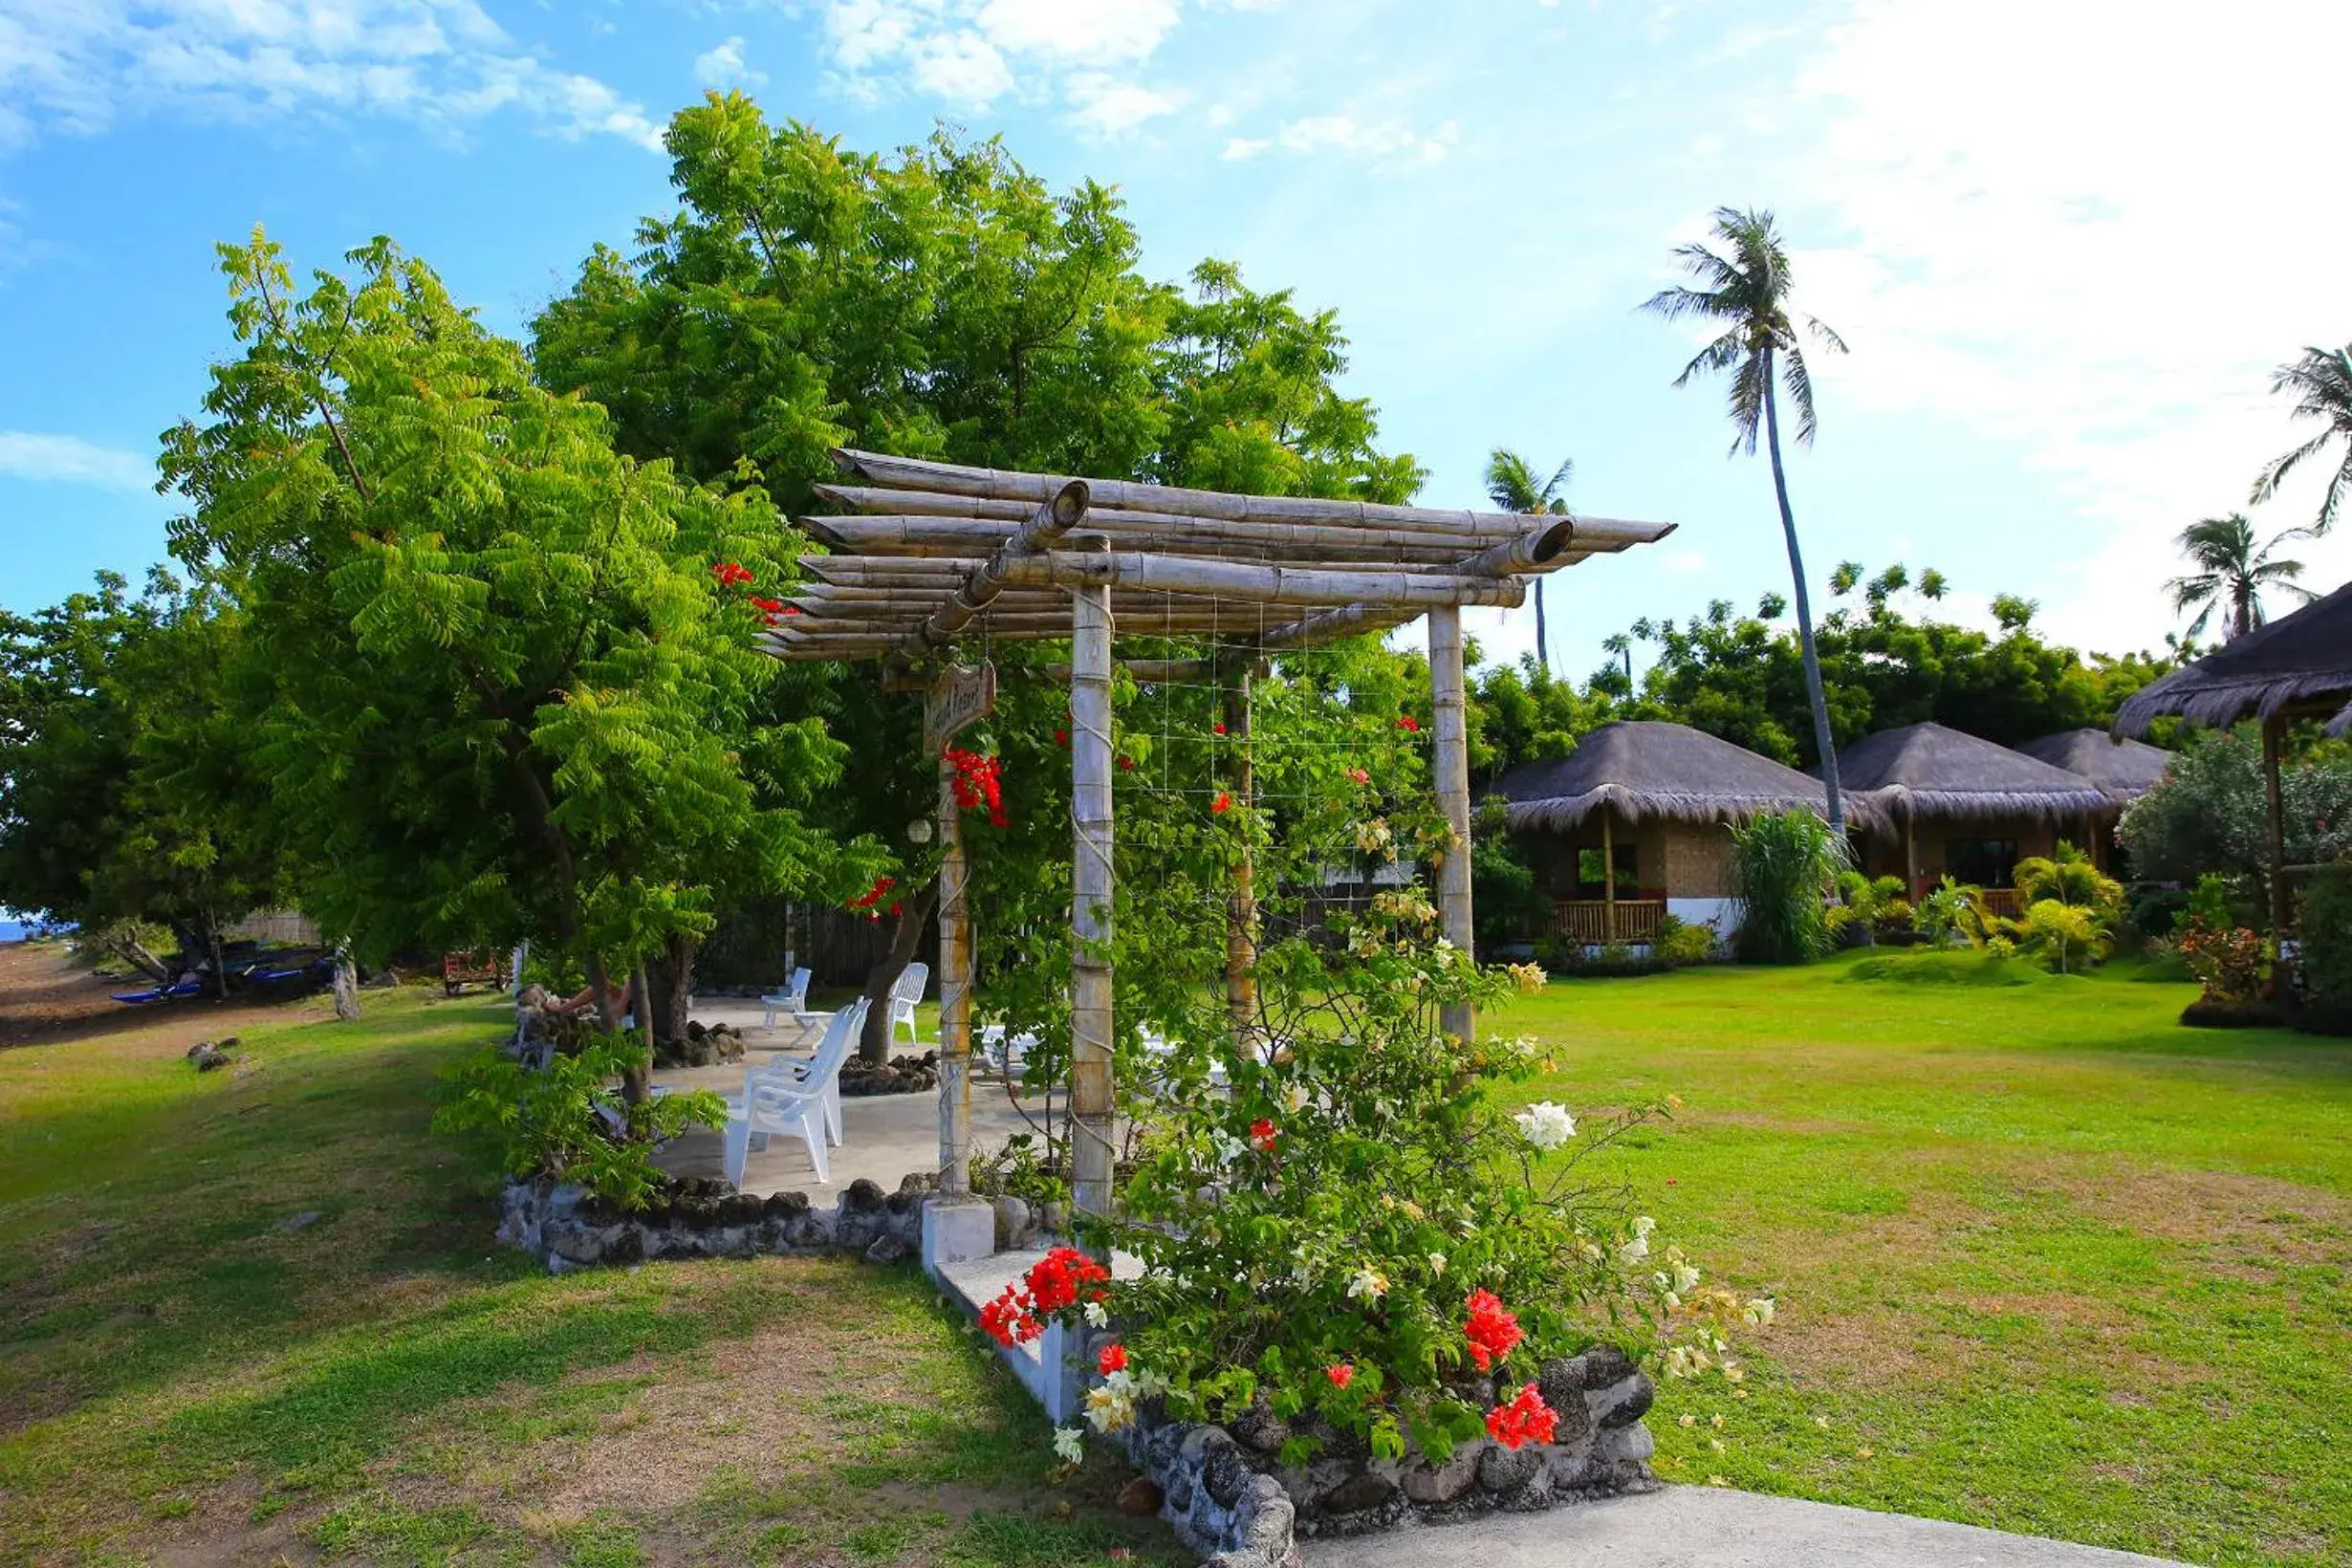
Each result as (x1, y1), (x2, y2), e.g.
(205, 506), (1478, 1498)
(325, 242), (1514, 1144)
(0, 921), (27, 944)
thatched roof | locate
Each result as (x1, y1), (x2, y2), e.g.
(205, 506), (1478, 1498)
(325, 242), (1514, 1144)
(2115, 580), (2352, 738)
(1490, 720), (1883, 832)
(1832, 722), (2113, 824)
(2014, 730), (2176, 804)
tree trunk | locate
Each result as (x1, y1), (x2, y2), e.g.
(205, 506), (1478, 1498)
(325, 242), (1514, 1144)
(332, 944), (360, 1021)
(104, 930), (172, 984)
(859, 879), (940, 1066)
(1763, 348), (1845, 837)
(1534, 577), (1549, 673)
(588, 951), (652, 1109)
(664, 935), (696, 1045)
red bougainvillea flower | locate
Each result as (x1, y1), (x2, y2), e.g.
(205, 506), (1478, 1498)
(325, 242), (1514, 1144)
(1120, 755), (1136, 772)
(1396, 715), (1422, 732)
(1325, 1363), (1355, 1390)
(749, 596), (784, 614)
(981, 1248), (1110, 1348)
(846, 874), (898, 912)
(710, 561), (754, 588)
(1055, 729), (1070, 748)
(1098, 1342), (1128, 1375)
(1486, 1383), (1557, 1449)
(1346, 767), (1370, 785)
(1249, 1118), (1278, 1152)
(783, 603), (802, 616)
(1463, 1288), (1523, 1372)
(943, 747), (1009, 828)
(1211, 792), (1232, 814)
(1212, 721), (1228, 735)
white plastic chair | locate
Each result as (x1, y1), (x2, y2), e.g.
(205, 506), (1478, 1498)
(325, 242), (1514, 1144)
(760, 967), (814, 1029)
(724, 997), (867, 1186)
(887, 962), (929, 1046)
(753, 1001), (866, 1147)
(979, 1023), (1039, 1081)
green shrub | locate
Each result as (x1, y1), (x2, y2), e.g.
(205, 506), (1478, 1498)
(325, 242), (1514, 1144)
(2296, 864), (2352, 1035)
(1657, 919), (1719, 968)
(2020, 898), (2108, 974)
(435, 1033), (726, 1211)
(1730, 809), (1845, 965)
(1913, 877), (1989, 947)
(2179, 925), (2266, 1004)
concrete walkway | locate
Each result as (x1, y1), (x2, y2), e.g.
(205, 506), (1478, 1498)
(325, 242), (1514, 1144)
(1306, 1487), (2184, 1568)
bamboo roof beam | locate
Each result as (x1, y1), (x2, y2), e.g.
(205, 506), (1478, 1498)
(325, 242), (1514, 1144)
(899, 479), (1089, 662)
(828, 449), (1677, 548)
(803, 505), (1656, 561)
(994, 552), (1525, 608)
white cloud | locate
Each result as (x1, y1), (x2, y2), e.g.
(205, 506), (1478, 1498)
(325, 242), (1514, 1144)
(0, 0), (664, 153)
(1791, 0), (2352, 650)
(1064, 71), (1182, 139)
(1220, 135), (1268, 160)
(0, 432), (152, 491)
(694, 35), (765, 89)
(816, 0), (1190, 117)
(1270, 113), (1457, 167)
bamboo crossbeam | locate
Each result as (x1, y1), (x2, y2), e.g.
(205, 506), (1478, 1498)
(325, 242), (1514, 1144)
(1456, 520), (1576, 577)
(904, 478), (1084, 661)
(828, 450), (1677, 547)
(803, 504), (1646, 560)
(998, 553), (1526, 608)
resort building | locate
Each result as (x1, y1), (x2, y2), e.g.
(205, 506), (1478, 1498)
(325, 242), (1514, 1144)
(1488, 719), (1862, 945)
(1834, 722), (2115, 910)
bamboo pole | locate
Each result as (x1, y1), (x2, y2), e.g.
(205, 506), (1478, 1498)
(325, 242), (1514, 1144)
(1428, 606), (1474, 1044)
(902, 480), (1089, 659)
(1904, 800), (1917, 899)
(804, 509), (1635, 563)
(1456, 519), (1577, 577)
(1002, 553), (1527, 608)
(1070, 560), (1118, 1227)
(936, 736), (973, 1198)
(827, 451), (1676, 546)
(1225, 671), (1257, 1038)
(1602, 808), (1618, 945)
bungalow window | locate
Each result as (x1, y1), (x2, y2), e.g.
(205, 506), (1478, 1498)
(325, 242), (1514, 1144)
(1945, 838), (2019, 890)
(1576, 843), (1639, 898)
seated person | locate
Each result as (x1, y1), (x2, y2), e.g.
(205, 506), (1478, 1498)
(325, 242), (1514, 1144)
(545, 973), (636, 1023)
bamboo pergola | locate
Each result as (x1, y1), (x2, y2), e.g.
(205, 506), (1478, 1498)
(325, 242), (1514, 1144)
(768, 448), (1676, 1222)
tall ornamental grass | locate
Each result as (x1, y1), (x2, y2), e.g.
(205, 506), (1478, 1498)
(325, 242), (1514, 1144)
(1731, 808), (1847, 964)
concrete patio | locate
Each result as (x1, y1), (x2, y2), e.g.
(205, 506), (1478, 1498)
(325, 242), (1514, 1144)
(649, 996), (1052, 1195)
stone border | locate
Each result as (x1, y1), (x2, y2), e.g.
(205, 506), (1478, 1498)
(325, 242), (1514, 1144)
(496, 1174), (934, 1271)
(1103, 1339), (1658, 1564)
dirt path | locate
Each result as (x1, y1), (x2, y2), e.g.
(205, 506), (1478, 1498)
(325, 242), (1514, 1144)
(0, 942), (321, 1054)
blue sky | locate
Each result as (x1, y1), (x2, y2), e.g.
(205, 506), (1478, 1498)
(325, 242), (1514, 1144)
(2, 0), (2347, 681)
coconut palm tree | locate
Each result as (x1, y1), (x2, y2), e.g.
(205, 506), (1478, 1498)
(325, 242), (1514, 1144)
(1642, 207), (1851, 830)
(2166, 513), (2316, 641)
(2251, 344), (2352, 534)
(1483, 448), (1572, 672)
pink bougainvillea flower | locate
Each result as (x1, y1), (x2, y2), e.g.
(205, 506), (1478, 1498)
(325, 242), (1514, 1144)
(1463, 1288), (1523, 1372)
(1325, 1363), (1355, 1389)
(1098, 1342), (1128, 1375)
(1486, 1383), (1557, 1449)
(1346, 767), (1370, 785)
(1212, 792), (1231, 814)
(1249, 1118), (1277, 1152)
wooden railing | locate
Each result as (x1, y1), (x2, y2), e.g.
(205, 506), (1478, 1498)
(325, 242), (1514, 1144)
(1978, 889), (2023, 920)
(1550, 899), (1668, 947)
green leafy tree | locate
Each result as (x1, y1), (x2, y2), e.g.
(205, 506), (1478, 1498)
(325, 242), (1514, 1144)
(2116, 728), (2352, 904)
(2251, 344), (2352, 534)
(0, 571), (284, 981)
(534, 96), (1426, 1061)
(1643, 207), (1850, 829)
(2165, 513), (2315, 642)
(163, 229), (860, 1102)
(1482, 449), (1572, 672)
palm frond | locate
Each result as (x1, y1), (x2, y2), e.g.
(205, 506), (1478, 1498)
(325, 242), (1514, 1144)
(1671, 329), (1746, 391)
(1803, 314), (1849, 355)
(1641, 282), (1738, 324)
(1727, 348), (1769, 456)
(2250, 430), (2332, 504)
(1781, 343), (1820, 446)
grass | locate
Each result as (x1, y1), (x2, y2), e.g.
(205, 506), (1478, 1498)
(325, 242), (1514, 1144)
(7, 942), (2347, 1566)
(1490, 947), (2351, 1568)
(0, 953), (1183, 1567)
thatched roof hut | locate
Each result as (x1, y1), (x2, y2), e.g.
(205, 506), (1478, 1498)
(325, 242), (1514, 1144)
(1492, 720), (1873, 831)
(1831, 722), (2111, 823)
(2116, 580), (2352, 739)
(2014, 730), (2175, 805)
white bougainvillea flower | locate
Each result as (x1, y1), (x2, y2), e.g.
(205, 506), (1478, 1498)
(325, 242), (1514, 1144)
(1054, 1426), (1086, 1464)
(1514, 1100), (1576, 1149)
(1744, 1297), (1776, 1327)
(1347, 1266), (1390, 1302)
(1083, 1299), (1109, 1328)
(1673, 1262), (1702, 1296)
(1085, 1383), (1137, 1433)
(1427, 1252), (1448, 1276)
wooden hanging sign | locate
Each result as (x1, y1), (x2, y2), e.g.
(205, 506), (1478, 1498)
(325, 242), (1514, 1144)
(924, 662), (997, 753)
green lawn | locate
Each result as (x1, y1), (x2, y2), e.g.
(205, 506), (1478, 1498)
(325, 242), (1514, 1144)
(4, 948), (2345, 1567)
(0, 960), (1183, 1568)
(1490, 950), (2351, 1568)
